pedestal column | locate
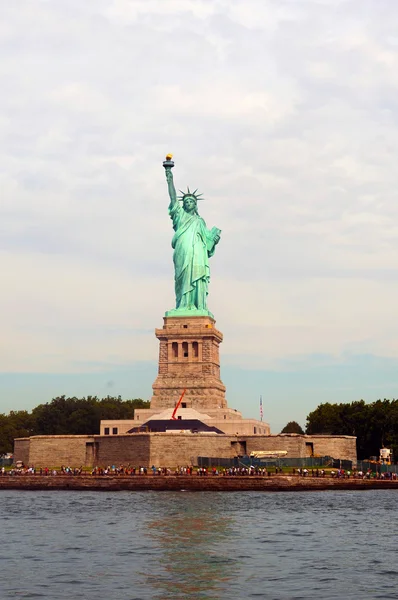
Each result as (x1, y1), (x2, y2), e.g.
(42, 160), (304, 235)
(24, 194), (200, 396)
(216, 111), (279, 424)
(151, 315), (227, 411)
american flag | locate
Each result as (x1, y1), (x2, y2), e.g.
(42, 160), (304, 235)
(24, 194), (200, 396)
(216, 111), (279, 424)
(260, 395), (263, 421)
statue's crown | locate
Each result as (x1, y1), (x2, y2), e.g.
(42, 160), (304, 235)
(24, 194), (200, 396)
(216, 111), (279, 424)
(178, 186), (204, 203)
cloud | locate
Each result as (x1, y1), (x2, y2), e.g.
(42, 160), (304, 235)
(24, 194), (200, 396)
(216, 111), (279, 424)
(2, 0), (398, 419)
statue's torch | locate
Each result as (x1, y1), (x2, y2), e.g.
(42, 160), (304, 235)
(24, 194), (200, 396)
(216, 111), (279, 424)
(163, 153), (174, 169)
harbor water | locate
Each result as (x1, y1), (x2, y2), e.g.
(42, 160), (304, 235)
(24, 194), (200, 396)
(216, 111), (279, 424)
(1, 489), (397, 599)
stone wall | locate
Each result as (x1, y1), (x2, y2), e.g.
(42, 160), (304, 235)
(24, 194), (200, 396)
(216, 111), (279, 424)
(307, 435), (357, 464)
(246, 435), (305, 458)
(14, 438), (30, 465)
(96, 434), (151, 466)
(26, 436), (94, 467)
(149, 433), (234, 466)
(14, 432), (357, 468)
(212, 419), (270, 436)
(245, 434), (357, 464)
(99, 420), (135, 436)
(1, 475), (397, 492)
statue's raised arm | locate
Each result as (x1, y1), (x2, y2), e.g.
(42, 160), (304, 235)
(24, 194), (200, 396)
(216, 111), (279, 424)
(162, 154), (221, 318)
(163, 154), (177, 207)
(165, 168), (177, 205)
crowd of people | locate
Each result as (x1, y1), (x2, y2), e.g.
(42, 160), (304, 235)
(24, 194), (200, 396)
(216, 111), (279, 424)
(1, 463), (397, 478)
(0, 465), (83, 476)
(295, 467), (397, 479)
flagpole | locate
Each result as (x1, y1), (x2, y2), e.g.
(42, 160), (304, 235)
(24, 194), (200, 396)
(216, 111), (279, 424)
(260, 395), (263, 422)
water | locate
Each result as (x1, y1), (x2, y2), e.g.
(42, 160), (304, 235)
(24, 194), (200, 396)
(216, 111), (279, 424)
(1, 490), (397, 599)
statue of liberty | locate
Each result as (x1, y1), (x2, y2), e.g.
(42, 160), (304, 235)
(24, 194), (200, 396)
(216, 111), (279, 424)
(163, 155), (221, 316)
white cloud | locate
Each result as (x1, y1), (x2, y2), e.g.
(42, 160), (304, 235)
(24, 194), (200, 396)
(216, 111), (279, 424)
(102, 0), (217, 23)
(2, 0), (398, 402)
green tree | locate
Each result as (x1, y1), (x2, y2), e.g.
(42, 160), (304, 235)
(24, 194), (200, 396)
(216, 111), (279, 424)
(0, 411), (34, 454)
(31, 395), (150, 436)
(306, 399), (398, 460)
(306, 402), (343, 435)
(280, 421), (304, 434)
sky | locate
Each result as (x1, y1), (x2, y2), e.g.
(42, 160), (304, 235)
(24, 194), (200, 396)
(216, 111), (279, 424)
(1, 0), (398, 434)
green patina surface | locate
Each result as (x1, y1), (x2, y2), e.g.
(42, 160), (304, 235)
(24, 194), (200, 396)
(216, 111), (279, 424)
(165, 307), (214, 318)
(164, 158), (221, 316)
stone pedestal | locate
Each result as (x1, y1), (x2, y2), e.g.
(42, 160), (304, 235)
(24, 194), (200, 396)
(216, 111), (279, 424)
(151, 315), (227, 411)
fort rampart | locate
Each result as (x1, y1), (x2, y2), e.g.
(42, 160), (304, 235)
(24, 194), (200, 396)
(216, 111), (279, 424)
(14, 432), (357, 468)
(0, 475), (396, 492)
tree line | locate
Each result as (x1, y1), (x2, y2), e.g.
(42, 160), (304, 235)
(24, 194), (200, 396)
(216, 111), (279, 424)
(305, 399), (398, 461)
(281, 399), (398, 460)
(0, 395), (149, 455)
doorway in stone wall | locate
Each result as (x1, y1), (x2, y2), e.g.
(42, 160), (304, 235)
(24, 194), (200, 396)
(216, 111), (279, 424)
(306, 442), (314, 457)
(85, 442), (99, 467)
(231, 440), (247, 456)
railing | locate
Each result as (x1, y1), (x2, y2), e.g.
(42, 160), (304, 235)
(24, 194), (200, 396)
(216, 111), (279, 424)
(198, 456), (398, 472)
(356, 460), (398, 474)
(197, 456), (347, 469)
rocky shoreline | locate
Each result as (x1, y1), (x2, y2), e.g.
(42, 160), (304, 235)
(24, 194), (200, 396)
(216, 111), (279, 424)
(0, 475), (397, 492)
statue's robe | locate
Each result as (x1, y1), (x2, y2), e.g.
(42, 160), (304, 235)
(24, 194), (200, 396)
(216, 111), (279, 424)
(169, 201), (217, 310)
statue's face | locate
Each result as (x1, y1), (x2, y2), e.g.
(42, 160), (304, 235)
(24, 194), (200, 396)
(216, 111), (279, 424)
(183, 196), (197, 214)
